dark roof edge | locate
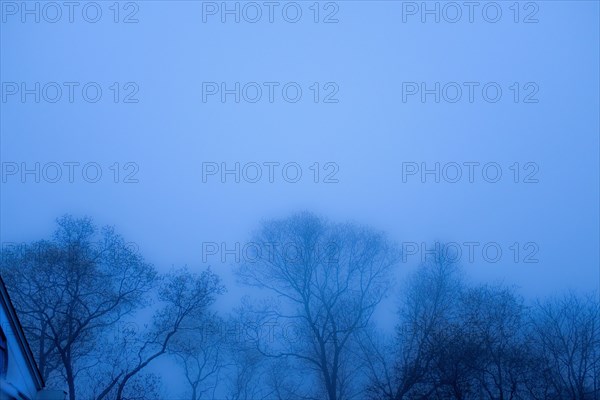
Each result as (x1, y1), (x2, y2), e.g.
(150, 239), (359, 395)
(0, 274), (45, 390)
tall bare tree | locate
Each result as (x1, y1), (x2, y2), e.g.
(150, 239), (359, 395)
(366, 251), (533, 400)
(1, 216), (225, 400)
(367, 247), (600, 400)
(237, 212), (399, 400)
(1, 215), (156, 399)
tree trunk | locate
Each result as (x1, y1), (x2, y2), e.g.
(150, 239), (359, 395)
(63, 356), (76, 400)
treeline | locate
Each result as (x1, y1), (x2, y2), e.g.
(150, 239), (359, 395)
(1, 213), (598, 400)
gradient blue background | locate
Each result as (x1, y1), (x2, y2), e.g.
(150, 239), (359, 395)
(1, 0), (599, 349)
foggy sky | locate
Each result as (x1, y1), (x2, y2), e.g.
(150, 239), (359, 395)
(1, 0), (599, 335)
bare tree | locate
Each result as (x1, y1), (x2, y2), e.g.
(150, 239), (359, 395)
(93, 268), (224, 400)
(359, 327), (397, 400)
(528, 293), (600, 400)
(225, 344), (269, 400)
(1, 215), (155, 400)
(458, 284), (531, 400)
(222, 301), (285, 400)
(367, 246), (600, 400)
(170, 314), (226, 400)
(82, 322), (163, 399)
(367, 251), (464, 400)
(367, 251), (533, 400)
(1, 216), (225, 400)
(237, 212), (399, 400)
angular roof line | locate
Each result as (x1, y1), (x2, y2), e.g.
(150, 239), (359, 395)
(0, 274), (45, 390)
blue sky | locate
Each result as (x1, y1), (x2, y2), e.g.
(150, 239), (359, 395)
(1, 0), (599, 307)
